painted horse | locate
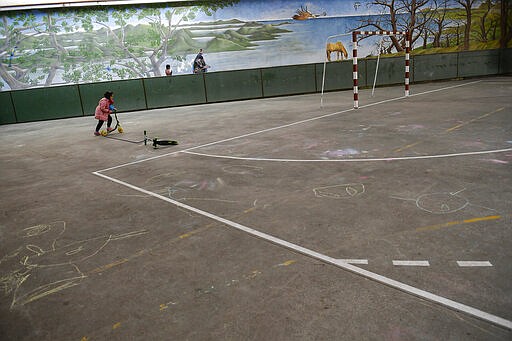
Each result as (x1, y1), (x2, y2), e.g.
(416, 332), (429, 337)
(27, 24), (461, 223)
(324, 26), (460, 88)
(326, 41), (348, 61)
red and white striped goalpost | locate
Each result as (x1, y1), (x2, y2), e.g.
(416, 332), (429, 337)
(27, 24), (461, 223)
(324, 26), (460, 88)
(352, 30), (411, 109)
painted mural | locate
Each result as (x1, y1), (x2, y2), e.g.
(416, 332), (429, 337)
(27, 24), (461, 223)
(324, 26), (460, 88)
(0, 0), (510, 91)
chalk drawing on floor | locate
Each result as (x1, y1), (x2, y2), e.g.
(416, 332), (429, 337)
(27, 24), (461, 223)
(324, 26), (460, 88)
(0, 221), (147, 309)
(222, 165), (264, 176)
(391, 188), (470, 214)
(313, 183), (365, 199)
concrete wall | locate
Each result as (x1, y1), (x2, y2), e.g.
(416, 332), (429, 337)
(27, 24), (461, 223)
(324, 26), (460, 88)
(1, 48), (510, 124)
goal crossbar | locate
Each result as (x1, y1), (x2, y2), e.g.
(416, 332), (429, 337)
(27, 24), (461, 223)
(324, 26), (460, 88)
(352, 30), (411, 109)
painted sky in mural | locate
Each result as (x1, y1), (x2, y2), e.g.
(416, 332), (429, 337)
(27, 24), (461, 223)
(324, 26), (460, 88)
(194, 0), (375, 21)
(0, 0), (505, 91)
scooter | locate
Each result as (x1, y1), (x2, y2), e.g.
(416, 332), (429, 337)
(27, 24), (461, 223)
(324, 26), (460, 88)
(100, 106), (123, 136)
(144, 130), (178, 149)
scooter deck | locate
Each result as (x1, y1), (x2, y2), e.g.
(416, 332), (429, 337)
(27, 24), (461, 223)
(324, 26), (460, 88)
(152, 138), (178, 148)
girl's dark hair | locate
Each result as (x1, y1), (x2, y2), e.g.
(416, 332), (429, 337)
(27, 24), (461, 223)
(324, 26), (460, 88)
(104, 91), (113, 99)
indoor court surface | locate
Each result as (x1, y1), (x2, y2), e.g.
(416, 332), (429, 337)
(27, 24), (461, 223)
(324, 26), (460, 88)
(1, 76), (511, 340)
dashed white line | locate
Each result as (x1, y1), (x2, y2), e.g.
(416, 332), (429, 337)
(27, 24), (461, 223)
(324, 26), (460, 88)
(332, 259), (495, 267)
(95, 170), (512, 331)
(457, 261), (493, 267)
(392, 260), (430, 267)
(93, 79), (510, 330)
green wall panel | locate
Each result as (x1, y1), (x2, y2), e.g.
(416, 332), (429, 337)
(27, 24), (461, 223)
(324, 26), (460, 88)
(499, 48), (512, 74)
(79, 79), (146, 116)
(2, 49), (511, 124)
(144, 74), (206, 109)
(11, 85), (82, 123)
(413, 53), (458, 82)
(0, 92), (16, 124)
(458, 49), (500, 77)
(204, 69), (262, 103)
(262, 64), (316, 97)
(365, 56), (411, 86)
(315, 60), (355, 92)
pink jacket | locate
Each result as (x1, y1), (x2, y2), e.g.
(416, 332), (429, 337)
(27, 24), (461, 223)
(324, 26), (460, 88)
(94, 98), (112, 121)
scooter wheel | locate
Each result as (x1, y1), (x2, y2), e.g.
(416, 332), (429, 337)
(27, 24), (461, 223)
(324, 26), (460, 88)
(118, 126), (124, 133)
(100, 130), (108, 136)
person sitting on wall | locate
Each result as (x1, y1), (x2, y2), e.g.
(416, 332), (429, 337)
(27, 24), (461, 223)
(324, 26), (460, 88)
(165, 64), (172, 76)
(193, 49), (209, 74)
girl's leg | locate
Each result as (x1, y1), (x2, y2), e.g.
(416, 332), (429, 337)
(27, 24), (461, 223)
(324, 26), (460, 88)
(95, 120), (104, 132)
(106, 115), (113, 128)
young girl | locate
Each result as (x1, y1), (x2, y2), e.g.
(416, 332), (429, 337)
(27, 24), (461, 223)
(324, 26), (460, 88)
(94, 91), (114, 136)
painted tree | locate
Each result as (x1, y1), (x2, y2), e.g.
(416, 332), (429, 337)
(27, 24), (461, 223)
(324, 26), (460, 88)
(425, 0), (452, 48)
(455, 0), (477, 50)
(0, 14), (26, 89)
(67, 0), (240, 82)
(1, 13), (61, 89)
(475, 0), (500, 43)
(0, 10), (104, 89)
(1, 0), (239, 90)
(355, 0), (435, 54)
(499, 0), (512, 48)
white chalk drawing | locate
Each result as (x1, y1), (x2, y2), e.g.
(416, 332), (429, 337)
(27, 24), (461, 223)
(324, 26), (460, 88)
(145, 171), (186, 185)
(416, 192), (469, 214)
(322, 149), (360, 158)
(0, 221), (147, 309)
(165, 177), (239, 204)
(391, 188), (470, 214)
(222, 165), (263, 177)
(167, 178), (224, 197)
(396, 124), (426, 132)
(313, 183), (365, 199)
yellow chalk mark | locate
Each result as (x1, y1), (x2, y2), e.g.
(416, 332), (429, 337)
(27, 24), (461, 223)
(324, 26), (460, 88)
(394, 107), (504, 153)
(463, 215), (501, 223)
(86, 205), (256, 275)
(244, 270), (262, 279)
(112, 322), (121, 330)
(160, 301), (176, 311)
(21, 278), (83, 307)
(179, 225), (214, 240)
(394, 141), (422, 153)
(81, 337), (88, 341)
(89, 259), (129, 274)
(179, 233), (192, 239)
(445, 107), (504, 132)
(279, 260), (296, 267)
(416, 215), (501, 232)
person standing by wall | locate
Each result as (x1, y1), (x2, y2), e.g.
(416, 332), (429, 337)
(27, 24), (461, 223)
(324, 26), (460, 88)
(165, 64), (172, 76)
(193, 49), (209, 73)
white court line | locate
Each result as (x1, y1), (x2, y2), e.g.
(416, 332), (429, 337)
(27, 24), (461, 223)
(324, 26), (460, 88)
(337, 259), (369, 265)
(92, 79), (512, 329)
(393, 260), (430, 266)
(92, 171), (512, 330)
(182, 148), (512, 163)
(95, 80), (483, 173)
(457, 261), (493, 267)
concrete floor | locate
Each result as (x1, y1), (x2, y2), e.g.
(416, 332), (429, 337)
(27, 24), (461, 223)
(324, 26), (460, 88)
(1, 76), (511, 340)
